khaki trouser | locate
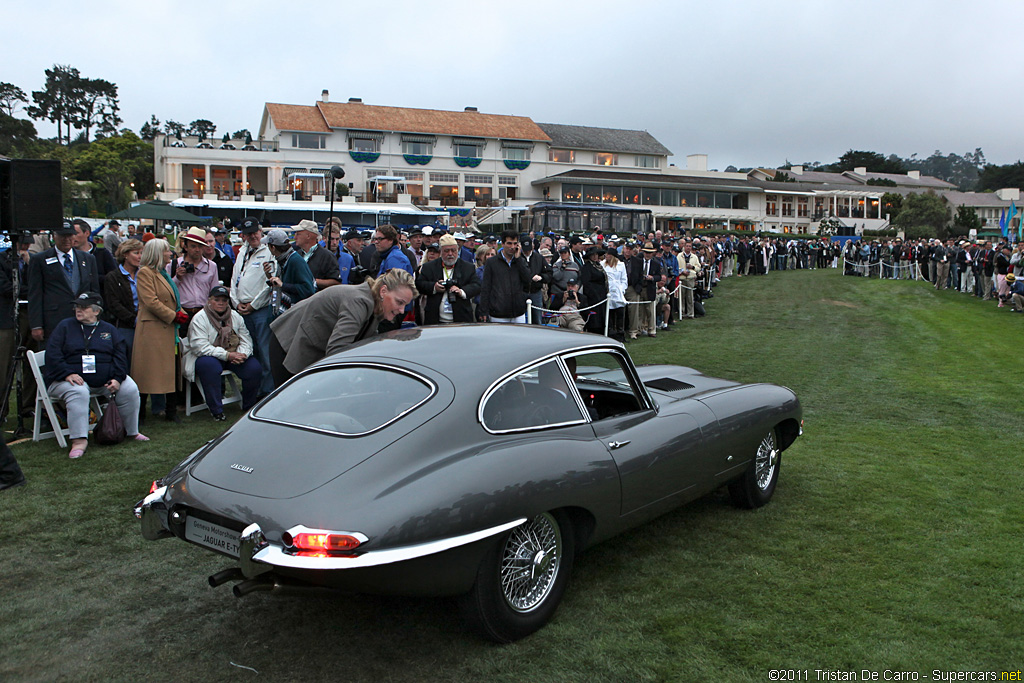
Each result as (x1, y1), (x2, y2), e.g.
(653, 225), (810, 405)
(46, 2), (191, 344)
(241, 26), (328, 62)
(638, 296), (656, 335)
(680, 278), (697, 318)
(624, 287), (640, 336)
(935, 262), (950, 290)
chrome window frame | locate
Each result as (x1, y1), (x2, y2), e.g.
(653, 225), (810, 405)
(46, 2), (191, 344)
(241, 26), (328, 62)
(478, 344), (655, 435)
(250, 362), (436, 438)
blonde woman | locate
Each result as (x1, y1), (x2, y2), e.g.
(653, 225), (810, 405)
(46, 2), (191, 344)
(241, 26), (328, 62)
(268, 269), (416, 385)
(133, 238), (188, 423)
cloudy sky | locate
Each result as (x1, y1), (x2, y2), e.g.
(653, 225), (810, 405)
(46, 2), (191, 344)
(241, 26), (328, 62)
(5, 0), (1022, 170)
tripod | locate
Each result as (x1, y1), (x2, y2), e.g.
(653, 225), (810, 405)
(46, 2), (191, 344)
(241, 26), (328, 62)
(0, 241), (31, 438)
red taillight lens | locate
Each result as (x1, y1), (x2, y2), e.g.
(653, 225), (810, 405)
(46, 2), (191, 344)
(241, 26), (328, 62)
(284, 532), (363, 555)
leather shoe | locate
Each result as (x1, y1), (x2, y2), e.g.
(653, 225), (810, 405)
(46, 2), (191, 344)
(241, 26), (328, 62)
(0, 475), (26, 491)
(165, 411), (182, 424)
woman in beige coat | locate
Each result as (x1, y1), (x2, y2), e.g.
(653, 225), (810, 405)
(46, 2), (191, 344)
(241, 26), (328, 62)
(132, 239), (187, 422)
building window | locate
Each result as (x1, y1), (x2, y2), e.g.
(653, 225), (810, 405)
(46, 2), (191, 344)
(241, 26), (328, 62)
(797, 196), (809, 217)
(635, 155), (659, 168)
(430, 172), (458, 184)
(602, 186), (622, 203)
(349, 137), (379, 153)
(498, 175), (517, 186)
(292, 133), (326, 149)
(781, 198), (793, 217)
(622, 187), (641, 205)
(766, 194), (778, 216)
(642, 188), (660, 205)
(402, 140), (432, 156)
(464, 174), (493, 185)
(549, 149), (575, 163)
(697, 191), (713, 208)
(680, 191), (696, 207)
(502, 147), (528, 161)
(584, 186), (603, 202)
(595, 152), (618, 166)
(563, 184), (582, 201)
(733, 193), (749, 210)
(454, 142), (482, 158)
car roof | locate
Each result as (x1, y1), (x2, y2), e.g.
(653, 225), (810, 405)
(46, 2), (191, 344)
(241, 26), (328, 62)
(311, 324), (624, 382)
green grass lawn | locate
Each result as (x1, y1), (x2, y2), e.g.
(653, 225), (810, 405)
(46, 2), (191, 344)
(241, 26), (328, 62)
(2, 268), (1021, 682)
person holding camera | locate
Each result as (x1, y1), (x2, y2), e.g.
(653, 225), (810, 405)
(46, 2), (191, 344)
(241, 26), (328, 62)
(415, 234), (480, 325)
(262, 229), (315, 317)
(171, 227), (219, 335)
(554, 277), (589, 331)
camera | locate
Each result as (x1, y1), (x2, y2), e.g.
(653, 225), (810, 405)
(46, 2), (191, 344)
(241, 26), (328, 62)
(441, 279), (457, 290)
(181, 259), (195, 274)
(348, 264), (369, 285)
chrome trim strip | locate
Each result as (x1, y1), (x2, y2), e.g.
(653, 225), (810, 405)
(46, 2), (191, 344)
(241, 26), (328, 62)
(252, 518), (527, 570)
(249, 362), (437, 437)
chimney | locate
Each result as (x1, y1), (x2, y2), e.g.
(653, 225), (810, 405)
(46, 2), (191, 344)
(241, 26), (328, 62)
(996, 187), (1020, 201)
(348, 97), (363, 104)
(321, 89), (329, 103)
(686, 154), (708, 171)
(791, 165), (803, 175)
(854, 166), (867, 176)
(465, 106), (478, 112)
(907, 170), (920, 179)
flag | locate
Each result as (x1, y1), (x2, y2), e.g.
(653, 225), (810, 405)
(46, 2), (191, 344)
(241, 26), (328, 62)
(998, 208), (1007, 237)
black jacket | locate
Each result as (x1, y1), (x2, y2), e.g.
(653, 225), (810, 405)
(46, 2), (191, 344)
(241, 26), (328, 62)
(0, 252), (28, 330)
(636, 256), (662, 300)
(478, 250), (531, 319)
(522, 249), (551, 293)
(27, 248), (101, 336)
(44, 317), (128, 388)
(103, 268), (137, 329)
(302, 244), (341, 286)
(416, 258), (481, 324)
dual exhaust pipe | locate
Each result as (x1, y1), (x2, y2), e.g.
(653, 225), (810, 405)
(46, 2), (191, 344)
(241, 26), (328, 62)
(208, 567), (275, 597)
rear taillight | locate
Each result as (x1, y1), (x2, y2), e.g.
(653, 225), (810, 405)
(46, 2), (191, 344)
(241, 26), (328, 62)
(282, 530), (364, 557)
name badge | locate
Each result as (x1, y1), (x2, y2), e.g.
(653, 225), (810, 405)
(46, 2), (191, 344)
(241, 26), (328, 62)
(81, 355), (97, 374)
(46, 257), (59, 265)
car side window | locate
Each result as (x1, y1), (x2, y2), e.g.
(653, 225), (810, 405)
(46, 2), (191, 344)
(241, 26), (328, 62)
(482, 359), (586, 432)
(567, 351), (646, 421)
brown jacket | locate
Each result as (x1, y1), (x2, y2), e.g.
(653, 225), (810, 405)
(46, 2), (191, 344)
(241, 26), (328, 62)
(270, 282), (380, 375)
(131, 266), (179, 394)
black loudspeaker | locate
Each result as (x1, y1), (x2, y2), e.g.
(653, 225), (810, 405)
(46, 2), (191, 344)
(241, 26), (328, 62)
(0, 159), (63, 233)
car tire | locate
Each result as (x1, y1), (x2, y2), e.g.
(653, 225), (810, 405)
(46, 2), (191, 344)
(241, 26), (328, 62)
(459, 510), (575, 643)
(728, 428), (781, 509)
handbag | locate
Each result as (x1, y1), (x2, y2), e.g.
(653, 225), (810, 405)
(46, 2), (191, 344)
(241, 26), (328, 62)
(95, 398), (127, 445)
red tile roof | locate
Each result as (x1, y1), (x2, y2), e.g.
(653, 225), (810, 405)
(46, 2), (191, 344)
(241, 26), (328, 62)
(315, 102), (550, 142)
(265, 103), (330, 133)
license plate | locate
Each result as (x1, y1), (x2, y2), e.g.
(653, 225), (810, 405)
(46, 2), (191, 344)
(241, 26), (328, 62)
(184, 516), (241, 558)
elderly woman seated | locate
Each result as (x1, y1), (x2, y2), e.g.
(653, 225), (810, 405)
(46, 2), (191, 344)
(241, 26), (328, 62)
(183, 285), (262, 421)
(45, 292), (149, 459)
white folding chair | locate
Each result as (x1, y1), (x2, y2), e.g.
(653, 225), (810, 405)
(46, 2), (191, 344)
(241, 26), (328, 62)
(185, 368), (241, 416)
(28, 350), (104, 448)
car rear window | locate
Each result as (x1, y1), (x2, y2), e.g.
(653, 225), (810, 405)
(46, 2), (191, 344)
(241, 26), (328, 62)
(253, 365), (433, 435)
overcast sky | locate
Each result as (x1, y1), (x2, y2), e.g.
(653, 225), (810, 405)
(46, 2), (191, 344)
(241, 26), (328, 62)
(5, 0), (1022, 171)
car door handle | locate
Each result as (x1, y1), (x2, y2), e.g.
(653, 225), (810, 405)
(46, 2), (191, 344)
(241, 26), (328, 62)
(608, 440), (631, 450)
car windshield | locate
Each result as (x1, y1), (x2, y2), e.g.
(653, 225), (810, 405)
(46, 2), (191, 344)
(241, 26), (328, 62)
(253, 365), (433, 435)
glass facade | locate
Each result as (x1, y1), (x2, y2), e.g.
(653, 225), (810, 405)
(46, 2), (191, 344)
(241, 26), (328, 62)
(558, 183), (750, 210)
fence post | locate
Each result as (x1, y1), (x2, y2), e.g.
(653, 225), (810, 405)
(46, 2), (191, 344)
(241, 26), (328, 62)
(525, 298), (531, 325)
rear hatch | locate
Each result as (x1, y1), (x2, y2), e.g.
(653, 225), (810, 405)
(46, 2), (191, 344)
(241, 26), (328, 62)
(189, 362), (453, 499)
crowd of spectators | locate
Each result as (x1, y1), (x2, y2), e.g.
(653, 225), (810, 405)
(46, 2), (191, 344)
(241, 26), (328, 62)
(840, 237), (1024, 309)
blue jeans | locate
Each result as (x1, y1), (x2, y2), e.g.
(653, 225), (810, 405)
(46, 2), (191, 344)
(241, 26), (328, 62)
(242, 306), (275, 395)
(194, 356), (262, 415)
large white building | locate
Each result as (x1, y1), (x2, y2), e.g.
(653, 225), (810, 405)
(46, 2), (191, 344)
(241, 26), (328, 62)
(153, 91), (961, 235)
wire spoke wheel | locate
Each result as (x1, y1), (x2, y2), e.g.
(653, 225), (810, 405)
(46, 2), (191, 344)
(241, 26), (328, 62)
(754, 431), (778, 491)
(500, 513), (562, 613)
